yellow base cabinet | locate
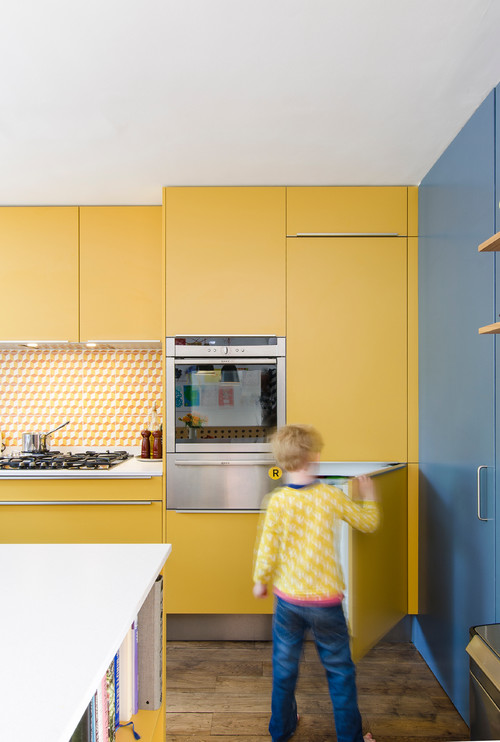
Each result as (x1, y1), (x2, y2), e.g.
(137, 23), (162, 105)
(0, 477), (164, 543)
(164, 187), (286, 336)
(349, 466), (408, 662)
(287, 236), (408, 461)
(0, 207), (79, 341)
(79, 206), (163, 341)
(165, 511), (274, 614)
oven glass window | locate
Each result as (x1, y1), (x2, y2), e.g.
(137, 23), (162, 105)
(175, 363), (277, 443)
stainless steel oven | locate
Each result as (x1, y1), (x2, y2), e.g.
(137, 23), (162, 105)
(166, 336), (285, 510)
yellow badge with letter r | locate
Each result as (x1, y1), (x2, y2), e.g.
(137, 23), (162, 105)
(269, 466), (282, 480)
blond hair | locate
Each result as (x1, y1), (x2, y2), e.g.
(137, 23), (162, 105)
(271, 424), (323, 472)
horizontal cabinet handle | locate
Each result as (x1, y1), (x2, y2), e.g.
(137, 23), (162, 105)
(0, 500), (154, 506)
(173, 509), (260, 514)
(174, 460), (273, 466)
(288, 232), (400, 238)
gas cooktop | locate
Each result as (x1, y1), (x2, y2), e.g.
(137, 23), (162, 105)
(0, 450), (132, 471)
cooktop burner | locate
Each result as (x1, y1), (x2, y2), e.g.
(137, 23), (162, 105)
(0, 450), (132, 470)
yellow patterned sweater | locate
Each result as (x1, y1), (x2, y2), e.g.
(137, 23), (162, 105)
(253, 482), (380, 602)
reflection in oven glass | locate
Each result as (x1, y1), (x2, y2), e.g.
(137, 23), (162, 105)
(175, 363), (277, 443)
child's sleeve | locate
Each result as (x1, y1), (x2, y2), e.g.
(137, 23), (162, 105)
(253, 496), (281, 585)
(335, 488), (381, 533)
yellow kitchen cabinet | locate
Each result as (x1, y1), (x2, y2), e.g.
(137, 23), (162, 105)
(0, 500), (163, 543)
(80, 206), (163, 341)
(164, 187), (286, 336)
(165, 511), (274, 614)
(287, 236), (407, 461)
(349, 466), (407, 662)
(0, 207), (79, 341)
(0, 477), (164, 542)
(287, 186), (408, 236)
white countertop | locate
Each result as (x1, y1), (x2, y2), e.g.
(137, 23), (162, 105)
(0, 543), (171, 742)
(0, 447), (163, 479)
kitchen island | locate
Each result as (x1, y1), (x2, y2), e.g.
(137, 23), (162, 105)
(0, 543), (171, 742)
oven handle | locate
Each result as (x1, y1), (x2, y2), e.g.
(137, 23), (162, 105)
(174, 460), (274, 467)
(0, 500), (154, 505)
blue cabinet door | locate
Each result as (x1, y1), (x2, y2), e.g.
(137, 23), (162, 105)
(416, 90), (496, 722)
(495, 83), (500, 623)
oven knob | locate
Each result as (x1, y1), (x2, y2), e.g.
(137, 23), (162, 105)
(223, 347), (228, 354)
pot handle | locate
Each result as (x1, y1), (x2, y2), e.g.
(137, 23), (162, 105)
(45, 420), (71, 437)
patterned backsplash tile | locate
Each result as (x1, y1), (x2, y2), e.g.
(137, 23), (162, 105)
(0, 349), (162, 447)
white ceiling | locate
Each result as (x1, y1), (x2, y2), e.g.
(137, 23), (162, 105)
(1, 0), (500, 205)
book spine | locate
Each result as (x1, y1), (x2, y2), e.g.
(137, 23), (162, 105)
(118, 623), (135, 723)
(90, 694), (96, 742)
(101, 674), (109, 742)
(106, 660), (116, 742)
(95, 687), (101, 742)
(114, 652), (120, 732)
(133, 620), (139, 716)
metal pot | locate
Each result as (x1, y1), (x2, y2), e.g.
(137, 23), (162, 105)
(21, 421), (70, 453)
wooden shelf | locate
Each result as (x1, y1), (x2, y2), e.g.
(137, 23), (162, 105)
(116, 708), (162, 741)
(479, 322), (500, 334)
(478, 231), (500, 251)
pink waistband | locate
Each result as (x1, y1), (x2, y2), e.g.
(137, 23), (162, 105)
(274, 588), (344, 607)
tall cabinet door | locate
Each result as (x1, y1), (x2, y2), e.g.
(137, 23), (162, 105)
(349, 466), (408, 662)
(287, 236), (407, 461)
(80, 206), (163, 342)
(0, 207), (79, 341)
(164, 187), (286, 336)
(415, 90), (496, 722)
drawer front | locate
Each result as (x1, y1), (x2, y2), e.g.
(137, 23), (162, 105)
(0, 501), (163, 543)
(0, 477), (163, 502)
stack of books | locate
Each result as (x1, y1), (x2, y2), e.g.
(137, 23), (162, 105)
(70, 575), (163, 742)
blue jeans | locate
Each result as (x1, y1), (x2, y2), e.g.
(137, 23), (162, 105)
(270, 596), (363, 742)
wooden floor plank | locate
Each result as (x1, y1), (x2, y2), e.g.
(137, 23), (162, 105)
(165, 640), (470, 741)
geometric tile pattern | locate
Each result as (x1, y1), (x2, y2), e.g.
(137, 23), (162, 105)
(0, 349), (162, 448)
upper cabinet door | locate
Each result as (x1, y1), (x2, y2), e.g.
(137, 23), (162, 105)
(164, 187), (286, 336)
(0, 207), (79, 341)
(287, 236), (408, 462)
(80, 207), (162, 341)
(287, 187), (408, 236)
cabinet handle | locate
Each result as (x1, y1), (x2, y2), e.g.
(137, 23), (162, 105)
(174, 460), (273, 467)
(173, 509), (259, 514)
(0, 500), (154, 506)
(477, 466), (489, 521)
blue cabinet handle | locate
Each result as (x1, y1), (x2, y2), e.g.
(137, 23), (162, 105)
(477, 465), (489, 521)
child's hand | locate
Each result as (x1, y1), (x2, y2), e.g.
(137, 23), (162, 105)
(253, 582), (268, 599)
(357, 475), (377, 501)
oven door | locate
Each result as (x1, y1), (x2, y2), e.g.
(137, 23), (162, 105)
(166, 357), (285, 453)
(166, 452), (279, 510)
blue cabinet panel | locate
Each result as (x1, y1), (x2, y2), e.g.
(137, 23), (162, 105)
(416, 90), (496, 722)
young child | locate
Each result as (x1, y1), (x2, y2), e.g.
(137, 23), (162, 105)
(253, 424), (380, 742)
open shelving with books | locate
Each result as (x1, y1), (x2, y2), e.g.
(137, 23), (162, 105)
(478, 231), (500, 334)
(1, 543), (170, 742)
(75, 572), (165, 742)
